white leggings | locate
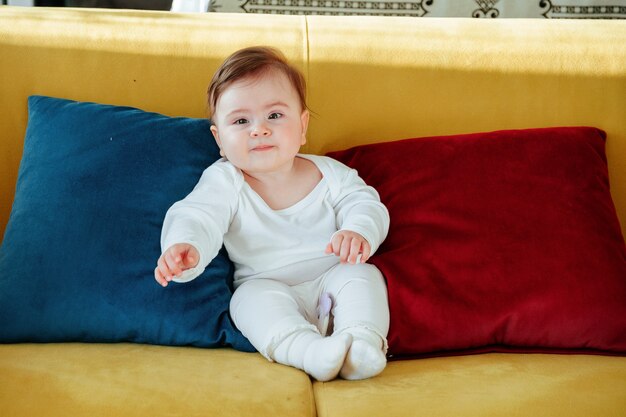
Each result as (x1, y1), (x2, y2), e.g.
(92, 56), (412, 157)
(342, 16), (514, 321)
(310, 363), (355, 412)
(230, 262), (390, 361)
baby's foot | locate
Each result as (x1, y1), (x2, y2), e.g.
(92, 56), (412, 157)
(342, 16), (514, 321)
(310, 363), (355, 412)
(303, 333), (353, 382)
(339, 339), (387, 380)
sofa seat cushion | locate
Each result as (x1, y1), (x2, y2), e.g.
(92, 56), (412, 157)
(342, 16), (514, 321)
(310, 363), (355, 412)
(0, 344), (315, 417)
(313, 353), (626, 417)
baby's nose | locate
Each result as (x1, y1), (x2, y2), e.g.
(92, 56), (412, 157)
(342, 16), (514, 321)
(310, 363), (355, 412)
(251, 123), (271, 137)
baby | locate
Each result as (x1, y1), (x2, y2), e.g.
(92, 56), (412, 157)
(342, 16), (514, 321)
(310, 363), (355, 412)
(155, 46), (390, 381)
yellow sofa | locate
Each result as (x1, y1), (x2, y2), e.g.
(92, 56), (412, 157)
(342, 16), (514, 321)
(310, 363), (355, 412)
(1, 6), (625, 417)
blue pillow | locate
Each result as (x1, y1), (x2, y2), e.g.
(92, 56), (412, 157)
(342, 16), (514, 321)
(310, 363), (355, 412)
(0, 96), (254, 352)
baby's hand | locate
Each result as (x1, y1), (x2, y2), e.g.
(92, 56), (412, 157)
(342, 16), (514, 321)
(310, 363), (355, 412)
(155, 243), (200, 287)
(325, 230), (371, 265)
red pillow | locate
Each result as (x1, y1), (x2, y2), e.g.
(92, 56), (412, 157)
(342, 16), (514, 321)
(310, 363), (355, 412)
(328, 127), (626, 358)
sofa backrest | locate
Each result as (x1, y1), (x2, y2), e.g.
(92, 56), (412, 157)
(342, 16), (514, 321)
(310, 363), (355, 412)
(1, 7), (625, 241)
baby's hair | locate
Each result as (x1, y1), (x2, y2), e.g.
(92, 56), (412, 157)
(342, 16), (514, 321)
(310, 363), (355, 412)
(207, 46), (308, 120)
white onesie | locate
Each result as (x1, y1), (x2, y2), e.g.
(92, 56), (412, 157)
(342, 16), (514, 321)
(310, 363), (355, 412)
(161, 154), (389, 288)
(161, 153), (391, 379)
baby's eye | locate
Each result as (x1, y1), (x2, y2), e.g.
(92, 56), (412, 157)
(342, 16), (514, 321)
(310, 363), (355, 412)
(268, 112), (283, 120)
(234, 118), (248, 125)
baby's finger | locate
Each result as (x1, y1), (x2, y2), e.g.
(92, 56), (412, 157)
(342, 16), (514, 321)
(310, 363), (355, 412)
(339, 236), (352, 263)
(165, 251), (184, 277)
(157, 256), (173, 281)
(331, 234), (344, 257)
(154, 266), (168, 287)
(184, 253), (196, 269)
(360, 242), (371, 263)
(347, 238), (362, 264)
(182, 247), (200, 269)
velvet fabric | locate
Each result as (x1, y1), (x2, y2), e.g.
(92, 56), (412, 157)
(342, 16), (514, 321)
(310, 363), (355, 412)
(0, 96), (253, 351)
(328, 127), (626, 357)
(0, 343), (316, 417)
(313, 353), (626, 417)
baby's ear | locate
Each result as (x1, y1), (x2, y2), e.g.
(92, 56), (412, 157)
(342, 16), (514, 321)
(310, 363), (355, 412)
(210, 124), (221, 145)
(210, 125), (225, 157)
(300, 110), (310, 145)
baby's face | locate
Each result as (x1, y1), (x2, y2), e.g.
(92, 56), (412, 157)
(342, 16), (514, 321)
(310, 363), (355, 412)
(210, 69), (309, 177)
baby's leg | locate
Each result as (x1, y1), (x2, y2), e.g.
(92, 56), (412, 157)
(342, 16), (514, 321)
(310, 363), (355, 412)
(321, 263), (390, 380)
(230, 279), (352, 381)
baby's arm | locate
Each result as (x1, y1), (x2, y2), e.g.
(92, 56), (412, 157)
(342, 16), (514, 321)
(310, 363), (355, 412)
(327, 160), (390, 262)
(157, 162), (238, 286)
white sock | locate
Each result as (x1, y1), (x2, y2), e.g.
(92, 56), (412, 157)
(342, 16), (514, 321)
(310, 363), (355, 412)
(304, 333), (353, 382)
(339, 329), (387, 380)
(273, 329), (353, 382)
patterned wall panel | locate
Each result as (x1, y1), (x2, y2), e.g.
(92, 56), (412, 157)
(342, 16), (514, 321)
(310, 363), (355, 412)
(201, 0), (626, 18)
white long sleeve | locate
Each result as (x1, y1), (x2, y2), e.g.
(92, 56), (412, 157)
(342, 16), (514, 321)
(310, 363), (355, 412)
(160, 161), (240, 283)
(322, 159), (390, 256)
(160, 155), (390, 288)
